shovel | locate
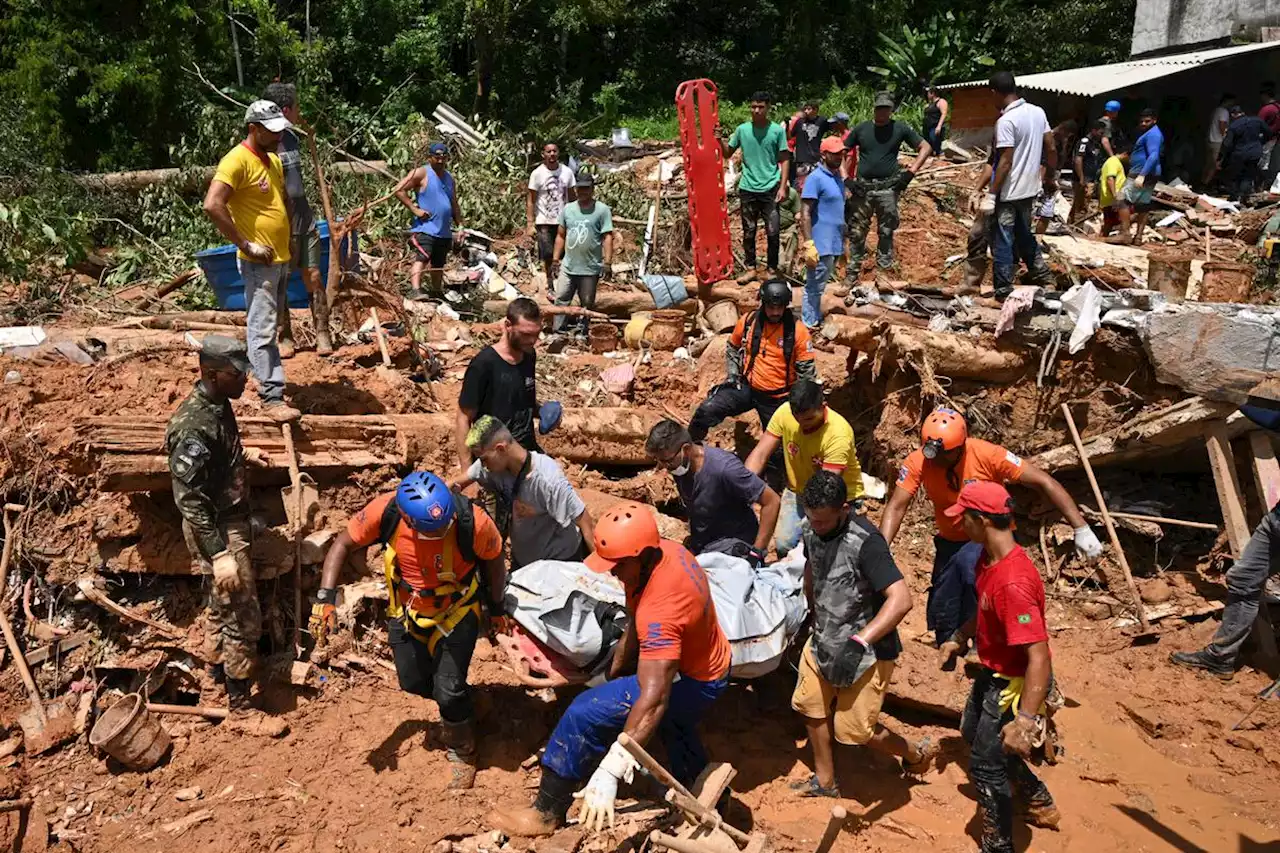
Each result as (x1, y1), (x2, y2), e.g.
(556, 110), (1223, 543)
(0, 504), (76, 754)
(280, 424), (319, 659)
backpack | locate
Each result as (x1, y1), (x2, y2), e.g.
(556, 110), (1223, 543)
(742, 307), (796, 396)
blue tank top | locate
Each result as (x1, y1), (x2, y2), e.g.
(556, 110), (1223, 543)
(410, 166), (455, 238)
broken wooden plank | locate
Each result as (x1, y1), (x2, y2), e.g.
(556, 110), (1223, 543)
(1032, 397), (1242, 473)
(76, 580), (185, 640)
(820, 315), (1034, 381)
(24, 631), (92, 667)
(1248, 431), (1280, 517)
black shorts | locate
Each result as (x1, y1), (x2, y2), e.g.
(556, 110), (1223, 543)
(408, 233), (450, 267)
(536, 225), (558, 262)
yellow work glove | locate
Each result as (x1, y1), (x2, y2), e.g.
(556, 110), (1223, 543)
(802, 239), (820, 270)
(309, 602), (337, 646)
(211, 549), (242, 595)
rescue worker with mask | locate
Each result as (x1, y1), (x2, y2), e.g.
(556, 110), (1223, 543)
(486, 502), (731, 838)
(879, 408), (1102, 645)
(688, 278), (816, 450)
(310, 471), (504, 789)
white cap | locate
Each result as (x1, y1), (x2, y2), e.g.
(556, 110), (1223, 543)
(244, 100), (292, 132)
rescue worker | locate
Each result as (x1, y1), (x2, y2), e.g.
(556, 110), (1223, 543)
(166, 335), (286, 737)
(941, 481), (1060, 853)
(310, 471), (505, 788)
(879, 407), (1102, 646)
(1171, 499), (1280, 680)
(745, 379), (863, 556)
(688, 278), (816, 446)
(450, 415), (595, 570)
(790, 471), (935, 798)
(645, 418), (782, 562)
(487, 502), (732, 837)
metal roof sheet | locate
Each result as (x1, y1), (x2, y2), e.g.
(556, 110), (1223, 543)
(940, 40), (1280, 97)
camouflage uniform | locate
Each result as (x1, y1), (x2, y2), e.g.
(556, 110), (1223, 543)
(166, 380), (261, 681)
(845, 178), (901, 271)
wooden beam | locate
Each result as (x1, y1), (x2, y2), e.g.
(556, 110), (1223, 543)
(1032, 397), (1242, 474)
(1248, 431), (1280, 518)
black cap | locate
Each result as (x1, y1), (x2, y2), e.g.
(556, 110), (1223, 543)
(199, 334), (250, 373)
(574, 172), (595, 188)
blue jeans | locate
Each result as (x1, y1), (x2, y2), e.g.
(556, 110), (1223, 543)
(991, 198), (1052, 295)
(541, 673), (727, 784)
(927, 536), (983, 647)
(239, 258), (288, 403)
(802, 255), (836, 329)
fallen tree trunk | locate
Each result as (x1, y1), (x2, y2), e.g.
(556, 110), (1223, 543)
(484, 284), (850, 322)
(821, 315), (1034, 381)
(1030, 397), (1244, 473)
(79, 409), (665, 491)
(73, 160), (388, 193)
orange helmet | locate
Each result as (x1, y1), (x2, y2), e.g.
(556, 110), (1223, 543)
(585, 501), (662, 572)
(921, 407), (967, 459)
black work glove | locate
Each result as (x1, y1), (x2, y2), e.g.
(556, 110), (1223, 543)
(487, 595), (508, 619)
(745, 547), (766, 569)
(896, 169), (916, 191)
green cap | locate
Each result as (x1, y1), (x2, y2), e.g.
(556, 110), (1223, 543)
(199, 334), (251, 373)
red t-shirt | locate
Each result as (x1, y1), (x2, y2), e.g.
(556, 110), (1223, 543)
(629, 541), (732, 683)
(975, 545), (1048, 677)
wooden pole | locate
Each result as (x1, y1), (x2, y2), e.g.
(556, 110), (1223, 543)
(1061, 404), (1151, 632)
(147, 703), (229, 720)
(1106, 512), (1220, 531)
(814, 806), (848, 853)
(617, 732), (750, 845)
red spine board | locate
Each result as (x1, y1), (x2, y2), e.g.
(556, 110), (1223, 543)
(675, 79), (734, 285)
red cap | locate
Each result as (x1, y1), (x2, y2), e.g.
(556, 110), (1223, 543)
(820, 136), (845, 155)
(943, 480), (1013, 518)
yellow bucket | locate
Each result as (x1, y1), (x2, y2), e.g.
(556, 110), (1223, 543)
(624, 312), (653, 349)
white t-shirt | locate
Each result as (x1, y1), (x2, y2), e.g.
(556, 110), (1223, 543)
(1208, 106), (1229, 144)
(995, 98), (1051, 202)
(528, 164), (575, 226)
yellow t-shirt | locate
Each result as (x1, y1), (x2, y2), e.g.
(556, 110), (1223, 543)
(765, 403), (864, 499)
(1099, 155), (1127, 208)
(212, 143), (291, 263)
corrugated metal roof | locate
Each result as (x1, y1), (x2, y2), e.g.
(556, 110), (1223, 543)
(940, 40), (1280, 97)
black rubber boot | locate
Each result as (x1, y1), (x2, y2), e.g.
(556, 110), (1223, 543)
(1170, 649), (1234, 680)
(226, 677), (254, 712)
(440, 718), (478, 790)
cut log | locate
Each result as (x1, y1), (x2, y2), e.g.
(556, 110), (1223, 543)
(485, 284), (849, 321)
(820, 315), (1033, 381)
(80, 410), (665, 492)
(73, 160), (387, 193)
(1031, 397), (1244, 473)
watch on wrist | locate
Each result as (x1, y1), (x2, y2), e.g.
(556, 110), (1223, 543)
(852, 634), (870, 651)
(315, 587), (338, 605)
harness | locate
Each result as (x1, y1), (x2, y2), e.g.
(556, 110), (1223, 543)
(491, 453), (534, 542)
(378, 495), (480, 652)
(742, 308), (796, 397)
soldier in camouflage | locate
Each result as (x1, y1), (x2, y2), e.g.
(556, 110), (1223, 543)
(166, 335), (286, 737)
(788, 470), (934, 797)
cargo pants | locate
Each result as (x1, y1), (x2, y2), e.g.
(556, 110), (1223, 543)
(183, 518), (261, 681)
(846, 184), (899, 270)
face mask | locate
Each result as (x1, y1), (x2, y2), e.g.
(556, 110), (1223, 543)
(671, 451), (691, 477)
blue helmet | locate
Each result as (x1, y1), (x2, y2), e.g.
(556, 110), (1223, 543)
(1105, 99), (1122, 113)
(396, 472), (455, 534)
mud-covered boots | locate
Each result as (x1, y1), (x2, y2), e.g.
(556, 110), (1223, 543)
(311, 293), (334, 355)
(485, 766), (576, 837)
(439, 718), (478, 789)
(277, 308), (296, 359)
(223, 678), (289, 738)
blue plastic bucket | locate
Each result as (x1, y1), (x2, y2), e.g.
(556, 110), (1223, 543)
(195, 220), (359, 311)
(642, 274), (688, 309)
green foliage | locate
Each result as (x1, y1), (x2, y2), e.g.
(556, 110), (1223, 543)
(868, 12), (995, 93)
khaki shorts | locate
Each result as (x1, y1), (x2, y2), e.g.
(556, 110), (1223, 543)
(791, 641), (895, 745)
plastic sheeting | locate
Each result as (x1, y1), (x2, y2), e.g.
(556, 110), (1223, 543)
(506, 550), (809, 681)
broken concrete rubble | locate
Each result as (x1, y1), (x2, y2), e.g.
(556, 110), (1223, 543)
(1140, 303), (1280, 405)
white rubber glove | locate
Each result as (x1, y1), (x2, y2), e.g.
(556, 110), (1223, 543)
(212, 549), (243, 594)
(242, 242), (275, 263)
(573, 740), (639, 832)
(979, 193), (997, 214)
(1134, 175), (1146, 189)
(1073, 525), (1103, 561)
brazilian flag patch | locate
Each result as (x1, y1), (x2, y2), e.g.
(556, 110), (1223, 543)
(1017, 613), (1032, 624)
